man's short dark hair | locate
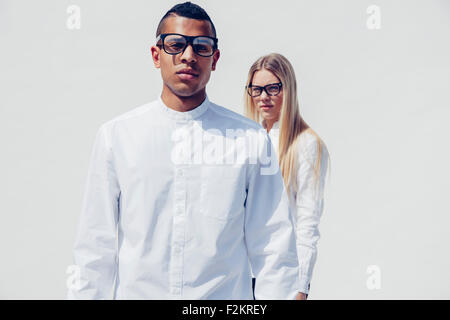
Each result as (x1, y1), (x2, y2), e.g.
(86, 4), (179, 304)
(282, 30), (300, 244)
(156, 2), (217, 38)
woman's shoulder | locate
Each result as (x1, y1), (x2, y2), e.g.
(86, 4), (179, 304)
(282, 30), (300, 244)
(296, 128), (329, 160)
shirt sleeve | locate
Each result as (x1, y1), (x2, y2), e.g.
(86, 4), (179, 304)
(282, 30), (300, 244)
(244, 131), (300, 300)
(67, 123), (120, 299)
(294, 135), (329, 294)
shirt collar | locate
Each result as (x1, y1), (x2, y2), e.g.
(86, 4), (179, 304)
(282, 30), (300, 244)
(261, 119), (280, 131)
(157, 95), (210, 121)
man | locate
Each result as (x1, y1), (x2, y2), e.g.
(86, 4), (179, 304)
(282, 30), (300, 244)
(67, 2), (301, 299)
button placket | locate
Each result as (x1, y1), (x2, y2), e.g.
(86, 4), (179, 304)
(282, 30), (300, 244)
(169, 121), (189, 297)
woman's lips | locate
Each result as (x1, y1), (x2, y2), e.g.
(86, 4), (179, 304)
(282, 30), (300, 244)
(260, 105), (273, 110)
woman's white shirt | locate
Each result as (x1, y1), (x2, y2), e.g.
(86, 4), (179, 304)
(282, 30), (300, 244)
(264, 120), (329, 294)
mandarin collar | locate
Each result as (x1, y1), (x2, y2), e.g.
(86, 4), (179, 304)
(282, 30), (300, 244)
(157, 95), (210, 121)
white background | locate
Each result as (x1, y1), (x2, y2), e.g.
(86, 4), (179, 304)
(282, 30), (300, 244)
(1, 0), (449, 299)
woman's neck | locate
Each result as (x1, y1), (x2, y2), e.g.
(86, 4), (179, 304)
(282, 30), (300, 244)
(264, 118), (277, 133)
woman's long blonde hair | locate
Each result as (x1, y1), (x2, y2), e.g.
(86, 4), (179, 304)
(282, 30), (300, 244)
(244, 53), (326, 195)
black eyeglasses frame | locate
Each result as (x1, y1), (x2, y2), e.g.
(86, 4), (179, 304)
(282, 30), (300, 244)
(246, 82), (283, 97)
(156, 33), (218, 57)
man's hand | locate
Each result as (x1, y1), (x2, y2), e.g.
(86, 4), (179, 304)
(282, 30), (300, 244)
(295, 292), (307, 300)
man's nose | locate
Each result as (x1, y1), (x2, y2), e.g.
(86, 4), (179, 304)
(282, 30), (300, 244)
(180, 43), (197, 64)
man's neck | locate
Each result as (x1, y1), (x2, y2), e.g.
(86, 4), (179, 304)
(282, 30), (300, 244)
(161, 86), (207, 112)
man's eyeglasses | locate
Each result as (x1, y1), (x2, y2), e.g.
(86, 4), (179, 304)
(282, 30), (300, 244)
(156, 33), (218, 57)
(246, 82), (282, 97)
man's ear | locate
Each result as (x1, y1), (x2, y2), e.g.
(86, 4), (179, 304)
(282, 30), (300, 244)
(211, 49), (220, 71)
(151, 45), (161, 68)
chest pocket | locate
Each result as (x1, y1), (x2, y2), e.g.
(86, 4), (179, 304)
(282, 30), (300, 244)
(200, 165), (247, 221)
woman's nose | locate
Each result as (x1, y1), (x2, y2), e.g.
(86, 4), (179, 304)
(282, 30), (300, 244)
(260, 90), (271, 101)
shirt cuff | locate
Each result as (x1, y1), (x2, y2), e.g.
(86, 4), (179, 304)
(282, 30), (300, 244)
(298, 275), (310, 294)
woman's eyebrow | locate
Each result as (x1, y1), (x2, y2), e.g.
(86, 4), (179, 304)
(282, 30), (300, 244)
(252, 83), (278, 87)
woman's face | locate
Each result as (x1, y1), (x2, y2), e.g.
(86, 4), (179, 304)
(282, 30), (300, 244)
(251, 68), (283, 124)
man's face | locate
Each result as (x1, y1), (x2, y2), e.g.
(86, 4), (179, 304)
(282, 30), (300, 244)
(151, 16), (220, 98)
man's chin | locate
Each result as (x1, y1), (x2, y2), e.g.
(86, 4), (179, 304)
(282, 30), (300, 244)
(171, 85), (203, 98)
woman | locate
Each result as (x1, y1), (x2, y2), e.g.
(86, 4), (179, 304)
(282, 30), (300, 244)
(244, 53), (329, 300)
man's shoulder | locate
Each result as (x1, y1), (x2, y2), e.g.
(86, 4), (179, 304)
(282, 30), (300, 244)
(208, 102), (263, 131)
(97, 100), (161, 136)
(104, 101), (158, 127)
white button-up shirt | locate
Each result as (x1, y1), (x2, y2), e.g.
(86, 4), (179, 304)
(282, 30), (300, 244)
(263, 120), (329, 294)
(67, 97), (300, 300)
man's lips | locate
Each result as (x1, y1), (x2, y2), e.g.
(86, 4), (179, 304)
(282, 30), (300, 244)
(176, 69), (199, 80)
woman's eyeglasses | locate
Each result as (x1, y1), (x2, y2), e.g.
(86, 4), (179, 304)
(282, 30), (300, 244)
(246, 82), (282, 97)
(156, 33), (218, 57)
